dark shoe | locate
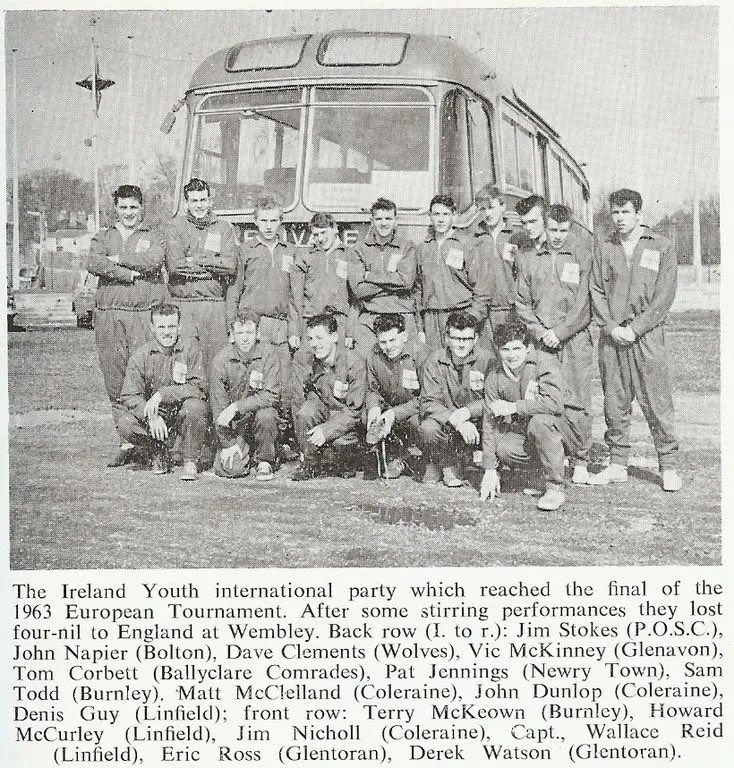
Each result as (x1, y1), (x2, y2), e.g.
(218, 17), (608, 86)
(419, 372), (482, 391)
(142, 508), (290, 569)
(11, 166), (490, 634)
(363, 452), (379, 480)
(384, 458), (406, 480)
(291, 461), (320, 481)
(339, 464), (357, 479)
(107, 445), (137, 467)
(151, 452), (171, 475)
(279, 442), (301, 463)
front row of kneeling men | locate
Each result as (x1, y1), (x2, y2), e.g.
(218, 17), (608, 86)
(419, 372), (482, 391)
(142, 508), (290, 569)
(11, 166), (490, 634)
(98, 182), (682, 508)
(119, 304), (606, 510)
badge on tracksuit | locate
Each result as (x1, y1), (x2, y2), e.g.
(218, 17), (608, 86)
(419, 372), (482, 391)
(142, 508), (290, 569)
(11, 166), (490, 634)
(336, 259), (349, 280)
(525, 379), (539, 400)
(502, 243), (517, 263)
(333, 380), (348, 400)
(282, 253), (294, 273)
(640, 249), (660, 272)
(387, 251), (402, 273)
(469, 370), (485, 391)
(561, 262), (580, 285)
(402, 369), (419, 390)
(445, 248), (464, 270)
(249, 370), (264, 390)
(204, 232), (221, 253)
(135, 239), (150, 253)
(173, 360), (187, 384)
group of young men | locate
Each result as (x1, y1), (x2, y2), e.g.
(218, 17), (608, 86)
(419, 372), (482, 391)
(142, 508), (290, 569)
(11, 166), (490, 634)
(86, 178), (681, 509)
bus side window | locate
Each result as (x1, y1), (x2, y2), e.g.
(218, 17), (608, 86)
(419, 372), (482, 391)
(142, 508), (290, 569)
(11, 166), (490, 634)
(440, 90), (472, 212)
(467, 99), (496, 195)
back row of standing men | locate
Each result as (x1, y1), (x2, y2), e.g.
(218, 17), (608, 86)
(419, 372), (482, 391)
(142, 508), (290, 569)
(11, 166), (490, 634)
(87, 179), (681, 507)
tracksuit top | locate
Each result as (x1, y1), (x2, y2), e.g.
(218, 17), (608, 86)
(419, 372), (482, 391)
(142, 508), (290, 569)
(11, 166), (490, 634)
(365, 341), (429, 421)
(481, 349), (564, 470)
(415, 230), (490, 321)
(230, 238), (294, 322)
(347, 229), (418, 315)
(515, 233), (592, 344)
(470, 218), (517, 311)
(165, 214), (238, 301)
(121, 336), (207, 421)
(86, 224), (166, 310)
(304, 348), (365, 442)
(590, 227), (676, 338)
(289, 243), (350, 337)
(420, 346), (495, 425)
(209, 342), (281, 448)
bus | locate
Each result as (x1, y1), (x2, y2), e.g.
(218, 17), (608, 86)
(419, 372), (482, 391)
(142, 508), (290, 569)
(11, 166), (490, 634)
(172, 30), (591, 246)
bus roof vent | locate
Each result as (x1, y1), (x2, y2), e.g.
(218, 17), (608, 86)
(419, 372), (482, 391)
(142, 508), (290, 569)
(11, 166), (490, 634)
(317, 31), (409, 67)
(226, 35), (311, 73)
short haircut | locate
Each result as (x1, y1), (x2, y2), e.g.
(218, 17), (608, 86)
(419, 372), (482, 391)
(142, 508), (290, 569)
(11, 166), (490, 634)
(494, 320), (531, 348)
(547, 203), (573, 224)
(232, 309), (260, 329)
(310, 212), (337, 230)
(306, 313), (338, 334)
(183, 178), (210, 200)
(475, 184), (504, 205)
(429, 194), (456, 213)
(113, 184), (143, 205)
(446, 311), (478, 335)
(370, 197), (397, 216)
(374, 313), (406, 336)
(609, 188), (643, 213)
(256, 194), (283, 216)
(515, 194), (548, 219)
(150, 302), (180, 323)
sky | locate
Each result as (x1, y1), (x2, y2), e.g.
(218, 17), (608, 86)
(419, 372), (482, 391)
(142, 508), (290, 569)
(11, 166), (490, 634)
(3, 5), (720, 222)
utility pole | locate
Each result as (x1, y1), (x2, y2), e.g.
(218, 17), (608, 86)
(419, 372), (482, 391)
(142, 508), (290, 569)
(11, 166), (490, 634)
(692, 95), (718, 285)
(128, 34), (135, 183)
(91, 27), (100, 231)
(11, 48), (20, 291)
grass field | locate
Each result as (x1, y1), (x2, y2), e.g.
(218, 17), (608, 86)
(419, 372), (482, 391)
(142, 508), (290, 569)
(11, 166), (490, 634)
(7, 311), (720, 569)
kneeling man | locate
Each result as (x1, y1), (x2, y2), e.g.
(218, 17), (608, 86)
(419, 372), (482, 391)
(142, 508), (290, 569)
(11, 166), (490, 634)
(210, 310), (281, 480)
(419, 311), (494, 487)
(118, 303), (208, 480)
(479, 321), (566, 510)
(292, 314), (365, 480)
(365, 313), (428, 479)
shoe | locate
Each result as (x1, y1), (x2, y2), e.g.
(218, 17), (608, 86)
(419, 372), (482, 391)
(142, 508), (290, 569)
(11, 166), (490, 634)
(151, 452), (171, 475)
(422, 462), (440, 484)
(291, 461), (319, 481)
(181, 461), (199, 481)
(572, 465), (590, 484)
(107, 444), (137, 467)
(279, 443), (301, 463)
(537, 486), (565, 510)
(384, 458), (405, 480)
(522, 486), (544, 497)
(256, 461), (274, 481)
(442, 466), (463, 488)
(661, 469), (682, 492)
(339, 463), (357, 479)
(587, 463), (628, 485)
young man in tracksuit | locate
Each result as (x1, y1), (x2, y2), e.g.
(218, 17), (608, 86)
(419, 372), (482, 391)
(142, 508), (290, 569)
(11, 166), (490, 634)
(118, 303), (209, 480)
(364, 313), (429, 479)
(589, 188), (681, 491)
(419, 311), (495, 487)
(228, 195), (296, 406)
(347, 197), (419, 358)
(469, 184), (518, 346)
(289, 213), (352, 403)
(415, 194), (491, 350)
(479, 320), (567, 511)
(86, 184), (167, 466)
(165, 178), (238, 376)
(292, 314), (365, 481)
(209, 310), (281, 481)
(515, 200), (593, 484)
